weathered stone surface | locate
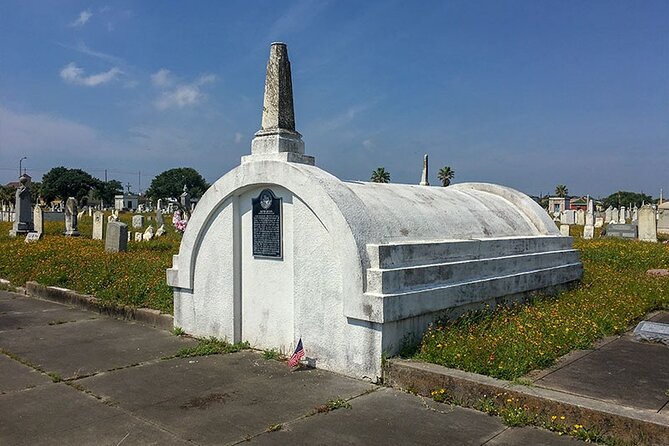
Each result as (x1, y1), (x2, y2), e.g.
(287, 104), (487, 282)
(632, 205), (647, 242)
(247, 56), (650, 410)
(605, 223), (637, 239)
(260, 42), (295, 132)
(64, 197), (80, 236)
(156, 209), (164, 227)
(105, 221), (127, 253)
(634, 321), (669, 345)
(24, 232), (40, 243)
(248, 42), (311, 164)
(9, 174), (33, 236)
(638, 204), (657, 242)
(33, 205), (43, 236)
(92, 211), (104, 240)
(576, 209), (585, 226)
(419, 154), (429, 186)
(560, 224), (570, 236)
(132, 214), (144, 228)
(134, 232), (143, 242)
(583, 225), (594, 239)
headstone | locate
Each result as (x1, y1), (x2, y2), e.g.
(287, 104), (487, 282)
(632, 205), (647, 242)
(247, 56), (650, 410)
(157, 198), (163, 210)
(604, 206), (612, 223)
(134, 232), (143, 242)
(633, 321), (669, 345)
(632, 206), (638, 222)
(92, 211), (104, 240)
(128, 231), (132, 242)
(605, 223), (637, 239)
(559, 224), (570, 236)
(583, 225), (594, 239)
(25, 232), (41, 243)
(594, 217), (604, 228)
(9, 174), (34, 237)
(108, 215), (117, 223)
(611, 208), (619, 224)
(143, 225), (155, 241)
(576, 209), (585, 226)
(64, 197), (80, 236)
(33, 205), (44, 237)
(105, 221), (128, 253)
(88, 207), (93, 217)
(619, 206), (626, 224)
(77, 209), (85, 220)
(561, 210), (575, 225)
(155, 224), (166, 237)
(180, 185), (191, 210)
(156, 208), (165, 227)
(638, 204), (657, 242)
(132, 215), (144, 228)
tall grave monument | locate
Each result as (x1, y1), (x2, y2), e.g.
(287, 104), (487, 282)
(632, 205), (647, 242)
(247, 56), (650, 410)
(8, 174), (34, 237)
(167, 43), (583, 380)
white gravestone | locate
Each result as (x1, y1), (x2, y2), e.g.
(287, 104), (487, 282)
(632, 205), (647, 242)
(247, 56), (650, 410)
(560, 225), (570, 236)
(134, 232), (143, 242)
(64, 197), (80, 236)
(576, 210), (585, 226)
(33, 205), (44, 238)
(132, 215), (144, 228)
(92, 211), (104, 240)
(638, 205), (657, 242)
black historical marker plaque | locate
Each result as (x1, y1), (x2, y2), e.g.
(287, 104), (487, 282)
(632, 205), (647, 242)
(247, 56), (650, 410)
(252, 189), (282, 258)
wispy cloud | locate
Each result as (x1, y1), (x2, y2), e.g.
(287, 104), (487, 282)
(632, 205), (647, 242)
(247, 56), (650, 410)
(58, 41), (125, 65)
(70, 10), (93, 27)
(313, 103), (369, 132)
(150, 69), (174, 87)
(234, 132), (244, 143)
(267, 0), (330, 41)
(60, 62), (122, 86)
(154, 73), (217, 110)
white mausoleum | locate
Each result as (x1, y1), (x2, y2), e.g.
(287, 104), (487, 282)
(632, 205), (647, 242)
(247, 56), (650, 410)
(167, 43), (583, 380)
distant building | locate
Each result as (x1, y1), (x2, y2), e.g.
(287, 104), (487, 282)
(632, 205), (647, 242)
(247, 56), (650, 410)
(548, 197), (570, 214)
(114, 193), (139, 211)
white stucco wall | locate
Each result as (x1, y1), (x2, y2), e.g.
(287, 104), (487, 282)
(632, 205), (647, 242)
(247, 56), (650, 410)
(168, 159), (580, 379)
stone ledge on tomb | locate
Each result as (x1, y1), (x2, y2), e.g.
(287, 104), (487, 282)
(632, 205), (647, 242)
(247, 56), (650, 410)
(349, 262), (584, 323)
(366, 249), (581, 294)
(366, 236), (573, 269)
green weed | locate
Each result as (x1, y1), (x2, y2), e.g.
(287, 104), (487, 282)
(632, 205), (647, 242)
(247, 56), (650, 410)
(174, 338), (249, 358)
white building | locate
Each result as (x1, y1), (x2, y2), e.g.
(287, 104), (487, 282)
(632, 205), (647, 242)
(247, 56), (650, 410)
(114, 193), (139, 211)
(167, 44), (582, 380)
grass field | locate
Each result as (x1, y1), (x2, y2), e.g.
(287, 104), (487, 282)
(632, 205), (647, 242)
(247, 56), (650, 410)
(0, 213), (178, 313)
(415, 236), (669, 380)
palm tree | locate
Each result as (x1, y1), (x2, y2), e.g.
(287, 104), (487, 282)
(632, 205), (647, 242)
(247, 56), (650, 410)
(437, 166), (455, 187)
(370, 167), (391, 183)
(555, 184), (569, 198)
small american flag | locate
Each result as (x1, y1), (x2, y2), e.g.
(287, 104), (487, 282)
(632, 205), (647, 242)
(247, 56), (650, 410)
(288, 338), (305, 367)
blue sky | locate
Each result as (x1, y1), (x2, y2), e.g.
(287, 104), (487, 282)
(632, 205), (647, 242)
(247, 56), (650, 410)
(1, 0), (667, 198)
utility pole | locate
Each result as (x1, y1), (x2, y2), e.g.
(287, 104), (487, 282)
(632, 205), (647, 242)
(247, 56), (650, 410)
(104, 169), (107, 182)
(138, 171), (141, 194)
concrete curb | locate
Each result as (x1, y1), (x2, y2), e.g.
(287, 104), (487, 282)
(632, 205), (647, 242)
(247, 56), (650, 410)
(23, 281), (174, 331)
(385, 359), (669, 445)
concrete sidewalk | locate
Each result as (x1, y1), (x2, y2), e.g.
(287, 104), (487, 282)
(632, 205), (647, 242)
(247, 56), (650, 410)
(0, 290), (581, 445)
(529, 311), (669, 415)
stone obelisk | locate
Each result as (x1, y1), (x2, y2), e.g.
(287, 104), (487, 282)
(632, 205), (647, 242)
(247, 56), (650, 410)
(245, 42), (314, 165)
(419, 154), (429, 186)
